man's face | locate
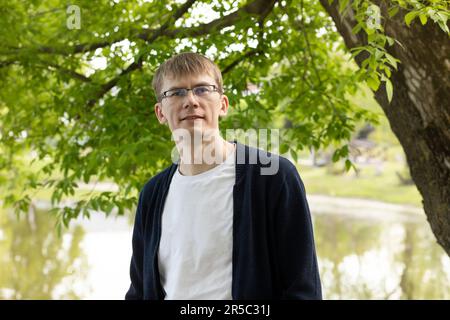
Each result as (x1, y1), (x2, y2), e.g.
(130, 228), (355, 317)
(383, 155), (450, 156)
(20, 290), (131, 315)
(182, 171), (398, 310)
(154, 73), (229, 135)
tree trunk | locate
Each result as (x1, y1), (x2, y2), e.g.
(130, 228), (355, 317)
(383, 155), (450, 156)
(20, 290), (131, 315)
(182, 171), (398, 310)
(319, 0), (450, 256)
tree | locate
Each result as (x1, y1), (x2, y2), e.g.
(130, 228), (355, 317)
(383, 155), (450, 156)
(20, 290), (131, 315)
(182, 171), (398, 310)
(0, 0), (448, 255)
(318, 0), (449, 256)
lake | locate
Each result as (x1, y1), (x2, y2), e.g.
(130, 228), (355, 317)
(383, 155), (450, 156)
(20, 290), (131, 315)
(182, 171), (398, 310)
(0, 195), (448, 299)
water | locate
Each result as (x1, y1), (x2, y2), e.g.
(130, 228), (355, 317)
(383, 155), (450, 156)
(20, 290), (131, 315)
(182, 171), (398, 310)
(310, 195), (450, 299)
(0, 195), (448, 299)
(0, 207), (132, 299)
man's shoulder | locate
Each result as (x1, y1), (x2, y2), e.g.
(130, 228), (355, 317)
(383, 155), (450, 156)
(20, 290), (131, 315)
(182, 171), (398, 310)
(140, 163), (177, 197)
(242, 143), (299, 179)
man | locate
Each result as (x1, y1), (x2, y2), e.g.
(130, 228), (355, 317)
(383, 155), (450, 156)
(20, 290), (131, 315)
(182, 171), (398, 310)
(125, 52), (322, 300)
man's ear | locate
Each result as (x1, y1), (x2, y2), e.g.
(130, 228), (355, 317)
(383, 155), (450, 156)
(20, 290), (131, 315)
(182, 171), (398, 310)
(218, 94), (230, 117)
(154, 102), (167, 124)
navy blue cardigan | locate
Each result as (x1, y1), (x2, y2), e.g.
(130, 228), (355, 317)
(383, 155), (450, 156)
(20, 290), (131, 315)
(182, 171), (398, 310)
(125, 141), (322, 300)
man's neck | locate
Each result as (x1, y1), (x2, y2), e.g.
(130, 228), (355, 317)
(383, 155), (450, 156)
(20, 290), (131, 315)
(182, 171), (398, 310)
(177, 137), (235, 176)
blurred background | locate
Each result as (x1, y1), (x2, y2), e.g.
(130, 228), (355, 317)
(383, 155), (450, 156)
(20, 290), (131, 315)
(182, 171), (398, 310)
(1, 0), (449, 299)
(1, 87), (448, 299)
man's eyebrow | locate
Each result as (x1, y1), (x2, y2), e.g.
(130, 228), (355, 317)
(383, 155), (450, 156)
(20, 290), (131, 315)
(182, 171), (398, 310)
(165, 82), (213, 91)
(165, 86), (184, 91)
(193, 81), (213, 87)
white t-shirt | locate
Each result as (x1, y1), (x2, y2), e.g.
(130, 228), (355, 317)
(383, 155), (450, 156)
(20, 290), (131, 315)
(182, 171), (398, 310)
(158, 144), (236, 299)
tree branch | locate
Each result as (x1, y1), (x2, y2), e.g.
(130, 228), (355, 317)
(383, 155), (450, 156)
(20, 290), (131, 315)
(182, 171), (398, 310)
(9, 0), (276, 56)
(222, 49), (263, 75)
(300, 0), (322, 86)
(85, 0), (278, 109)
(163, 0), (277, 38)
(0, 57), (91, 82)
(0, 60), (17, 68)
(29, 7), (64, 18)
(86, 0), (197, 108)
(137, 0), (197, 43)
(46, 62), (92, 82)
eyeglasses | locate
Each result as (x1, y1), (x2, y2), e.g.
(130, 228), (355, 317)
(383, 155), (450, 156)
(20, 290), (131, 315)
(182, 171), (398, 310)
(159, 84), (220, 102)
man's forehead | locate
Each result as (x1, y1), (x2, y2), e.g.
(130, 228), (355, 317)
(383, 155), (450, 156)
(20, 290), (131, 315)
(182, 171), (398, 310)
(162, 72), (215, 89)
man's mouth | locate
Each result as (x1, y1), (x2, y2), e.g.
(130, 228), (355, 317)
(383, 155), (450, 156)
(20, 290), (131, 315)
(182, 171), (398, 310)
(181, 116), (204, 121)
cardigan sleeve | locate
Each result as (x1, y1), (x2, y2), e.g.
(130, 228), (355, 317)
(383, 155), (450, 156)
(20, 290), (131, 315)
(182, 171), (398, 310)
(125, 191), (145, 300)
(273, 159), (322, 299)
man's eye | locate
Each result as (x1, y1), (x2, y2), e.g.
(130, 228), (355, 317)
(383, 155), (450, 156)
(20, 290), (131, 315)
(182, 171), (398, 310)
(194, 86), (209, 95)
(166, 89), (185, 97)
(171, 89), (185, 96)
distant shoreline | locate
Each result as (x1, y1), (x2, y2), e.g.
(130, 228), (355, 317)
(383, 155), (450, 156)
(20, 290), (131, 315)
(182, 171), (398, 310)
(308, 194), (424, 222)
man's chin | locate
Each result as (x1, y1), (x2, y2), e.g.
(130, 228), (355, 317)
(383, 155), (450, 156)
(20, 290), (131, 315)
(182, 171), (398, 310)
(180, 120), (208, 131)
(172, 124), (219, 140)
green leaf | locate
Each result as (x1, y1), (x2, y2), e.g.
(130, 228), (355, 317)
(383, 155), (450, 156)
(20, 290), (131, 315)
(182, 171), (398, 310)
(352, 23), (362, 34)
(91, 198), (99, 211)
(427, 8), (436, 19)
(374, 49), (383, 60)
(405, 11), (419, 26)
(435, 12), (448, 23)
(341, 145), (349, 157)
(386, 36), (395, 46)
(290, 148), (298, 163)
(280, 144), (289, 154)
(388, 6), (399, 17)
(339, 0), (349, 14)
(361, 58), (370, 69)
(438, 21), (450, 34)
(419, 14), (427, 25)
(345, 159), (352, 172)
(367, 75), (381, 91)
(349, 46), (366, 59)
(105, 202), (115, 214)
(365, 26), (375, 36)
(385, 79), (393, 103)
(385, 53), (399, 70)
(332, 149), (340, 163)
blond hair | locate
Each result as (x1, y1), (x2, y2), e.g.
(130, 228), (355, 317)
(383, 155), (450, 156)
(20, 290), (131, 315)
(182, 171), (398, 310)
(152, 52), (223, 101)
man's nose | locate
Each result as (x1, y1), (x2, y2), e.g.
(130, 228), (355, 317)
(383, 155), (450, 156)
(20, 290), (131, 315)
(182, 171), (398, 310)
(182, 90), (199, 108)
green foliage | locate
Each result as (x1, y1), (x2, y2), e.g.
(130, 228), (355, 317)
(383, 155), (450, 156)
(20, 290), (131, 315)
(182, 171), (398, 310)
(399, 0), (449, 31)
(1, 0), (444, 226)
(341, 0), (449, 103)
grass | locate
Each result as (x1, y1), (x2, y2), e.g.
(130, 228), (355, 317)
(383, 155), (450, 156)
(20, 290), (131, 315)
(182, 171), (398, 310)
(298, 161), (422, 207)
